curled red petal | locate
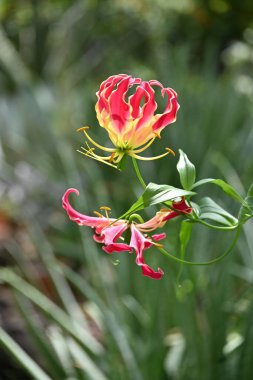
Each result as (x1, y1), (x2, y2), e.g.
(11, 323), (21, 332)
(144, 240), (153, 249)
(97, 74), (129, 115)
(129, 81), (157, 127)
(148, 80), (179, 132)
(102, 223), (128, 245)
(99, 74), (129, 93)
(162, 210), (180, 222)
(141, 264), (164, 279)
(135, 214), (163, 230)
(152, 88), (179, 132)
(130, 224), (164, 280)
(129, 85), (148, 119)
(162, 199), (192, 222)
(62, 188), (112, 227)
(152, 233), (166, 241)
(103, 243), (132, 254)
(136, 82), (157, 129)
(172, 198), (192, 214)
(93, 234), (105, 243)
(109, 76), (137, 132)
(148, 79), (163, 87)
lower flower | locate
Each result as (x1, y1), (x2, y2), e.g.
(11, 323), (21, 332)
(62, 188), (191, 279)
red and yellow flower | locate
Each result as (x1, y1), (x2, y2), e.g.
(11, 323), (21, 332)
(78, 74), (180, 167)
(62, 188), (191, 279)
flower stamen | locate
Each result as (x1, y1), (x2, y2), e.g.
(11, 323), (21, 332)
(77, 148), (119, 169)
(114, 152), (125, 163)
(166, 147), (175, 156)
(131, 138), (156, 154)
(129, 148), (174, 161)
(100, 206), (111, 211)
(100, 206), (111, 219)
(137, 226), (159, 232)
(152, 241), (164, 248)
(93, 211), (104, 217)
(77, 126), (115, 153)
(81, 146), (113, 161)
(109, 152), (116, 162)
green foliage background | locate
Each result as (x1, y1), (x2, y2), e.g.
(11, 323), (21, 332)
(0, 1), (253, 379)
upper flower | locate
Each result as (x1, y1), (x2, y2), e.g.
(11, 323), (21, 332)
(62, 188), (191, 279)
(78, 74), (180, 168)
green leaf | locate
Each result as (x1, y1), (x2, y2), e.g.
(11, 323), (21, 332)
(123, 182), (195, 217)
(176, 149), (196, 190)
(238, 183), (253, 223)
(192, 178), (244, 204)
(176, 221), (193, 285)
(198, 197), (238, 227)
(0, 269), (103, 355)
(67, 339), (109, 380)
(63, 267), (142, 380)
(14, 293), (67, 379)
(190, 202), (201, 217)
(180, 221), (193, 258)
(0, 327), (51, 380)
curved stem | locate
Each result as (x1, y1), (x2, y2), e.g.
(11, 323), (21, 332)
(132, 158), (146, 189)
(129, 213), (144, 223)
(190, 218), (238, 231)
(168, 201), (239, 231)
(158, 226), (241, 266)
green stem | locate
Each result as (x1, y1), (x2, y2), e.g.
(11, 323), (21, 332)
(132, 158), (146, 189)
(190, 218), (238, 231)
(129, 213), (144, 223)
(158, 225), (241, 266)
(169, 201), (239, 231)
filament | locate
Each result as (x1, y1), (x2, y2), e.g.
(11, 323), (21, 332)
(78, 126), (115, 152)
(129, 148), (172, 161)
(132, 137), (156, 153)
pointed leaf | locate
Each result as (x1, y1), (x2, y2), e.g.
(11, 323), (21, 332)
(124, 182), (194, 216)
(198, 197), (238, 227)
(67, 338), (109, 380)
(0, 327), (51, 380)
(47, 326), (75, 377)
(192, 178), (244, 204)
(0, 269), (103, 355)
(14, 293), (67, 379)
(179, 221), (193, 258)
(239, 183), (253, 223)
(177, 149), (196, 190)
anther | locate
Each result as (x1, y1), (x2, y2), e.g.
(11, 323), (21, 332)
(109, 152), (116, 162)
(77, 126), (89, 132)
(100, 206), (111, 211)
(165, 147), (175, 156)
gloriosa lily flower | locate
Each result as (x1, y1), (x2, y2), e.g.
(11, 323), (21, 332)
(62, 188), (191, 279)
(78, 74), (180, 168)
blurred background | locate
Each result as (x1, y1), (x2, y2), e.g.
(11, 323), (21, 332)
(0, 0), (253, 379)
